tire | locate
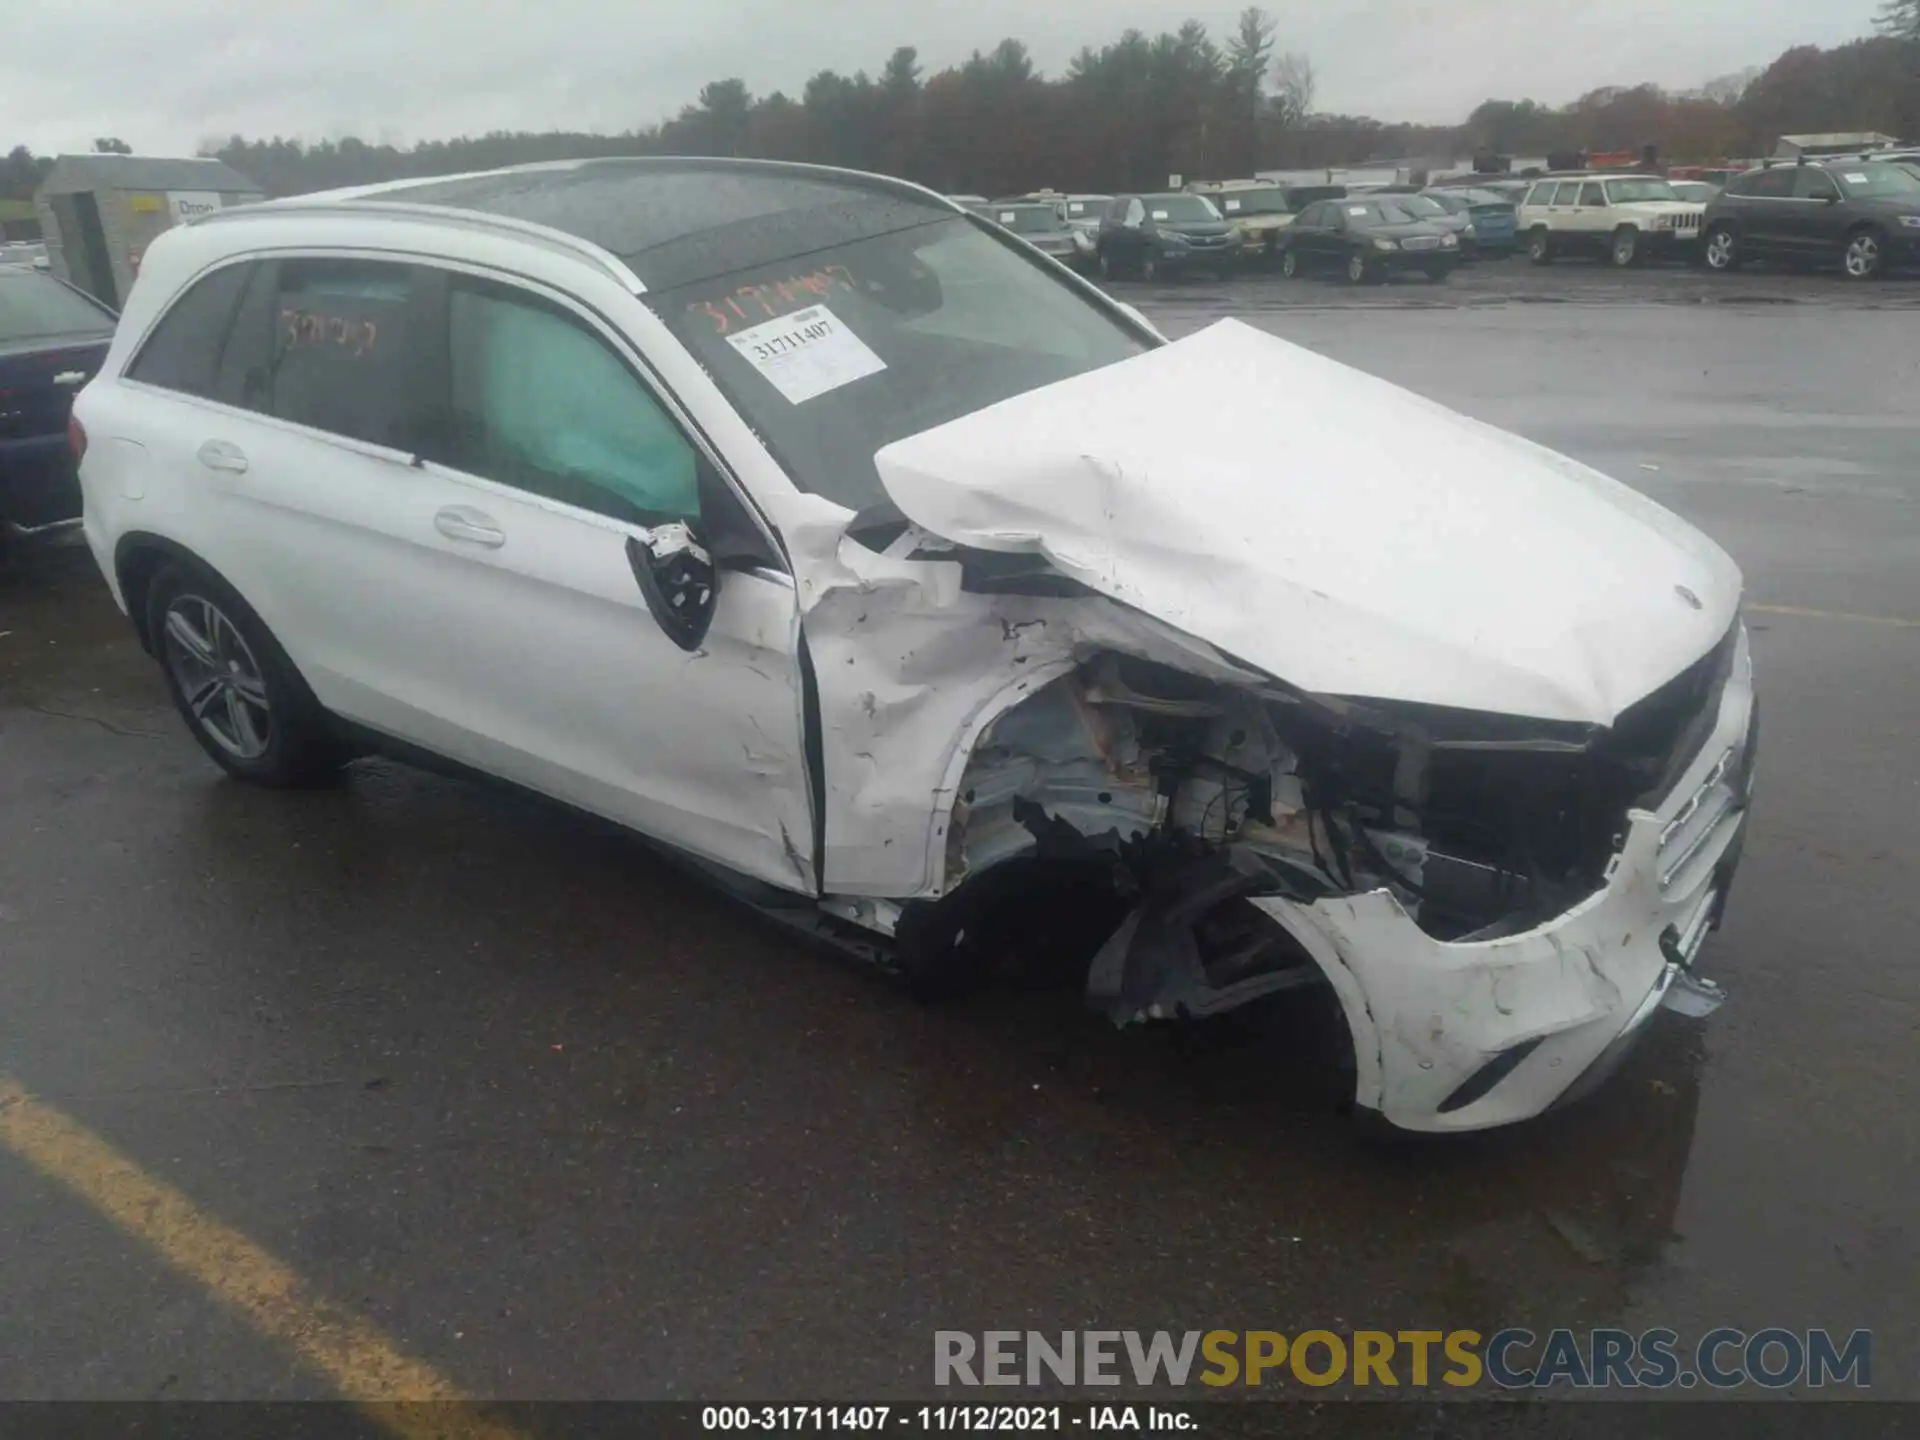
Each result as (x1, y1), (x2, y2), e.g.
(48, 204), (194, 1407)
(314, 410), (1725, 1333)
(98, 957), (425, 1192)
(1842, 226), (1885, 281)
(1346, 250), (1372, 285)
(1527, 228), (1554, 264)
(1097, 250), (1116, 281)
(1423, 264), (1452, 283)
(1701, 224), (1740, 272)
(147, 560), (340, 787)
(1610, 226), (1641, 268)
(1280, 248), (1300, 279)
(1140, 252), (1160, 283)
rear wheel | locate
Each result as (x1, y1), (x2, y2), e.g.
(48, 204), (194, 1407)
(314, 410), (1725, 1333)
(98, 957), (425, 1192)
(1527, 227), (1554, 264)
(1610, 226), (1641, 267)
(148, 561), (340, 787)
(1701, 224), (1740, 272)
(1842, 226), (1885, 281)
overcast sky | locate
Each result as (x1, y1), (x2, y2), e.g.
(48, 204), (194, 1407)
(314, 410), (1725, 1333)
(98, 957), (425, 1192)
(1, 0), (1886, 158)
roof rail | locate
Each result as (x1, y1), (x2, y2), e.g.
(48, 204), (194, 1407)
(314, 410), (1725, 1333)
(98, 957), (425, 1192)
(196, 196), (647, 291)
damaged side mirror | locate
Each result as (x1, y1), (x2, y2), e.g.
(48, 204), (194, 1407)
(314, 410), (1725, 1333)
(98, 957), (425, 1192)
(626, 523), (717, 652)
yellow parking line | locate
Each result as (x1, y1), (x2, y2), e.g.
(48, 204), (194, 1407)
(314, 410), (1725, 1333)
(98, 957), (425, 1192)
(0, 1076), (521, 1440)
(1748, 603), (1919, 629)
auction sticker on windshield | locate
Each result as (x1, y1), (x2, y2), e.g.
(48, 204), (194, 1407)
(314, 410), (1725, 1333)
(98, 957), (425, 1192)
(725, 304), (885, 405)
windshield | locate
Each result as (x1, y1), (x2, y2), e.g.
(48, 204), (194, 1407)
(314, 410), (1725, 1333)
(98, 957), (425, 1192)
(1145, 195), (1222, 223)
(1343, 200), (1419, 225)
(1393, 195), (1446, 217)
(1211, 189), (1289, 216)
(1285, 186), (1347, 207)
(1604, 179), (1679, 203)
(0, 271), (113, 342)
(1064, 197), (1110, 217)
(991, 205), (1061, 235)
(647, 217), (1148, 512)
(1833, 163), (1920, 199)
(1459, 188), (1513, 207)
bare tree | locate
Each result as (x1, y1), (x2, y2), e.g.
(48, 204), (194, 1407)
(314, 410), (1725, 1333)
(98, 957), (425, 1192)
(1270, 52), (1317, 129)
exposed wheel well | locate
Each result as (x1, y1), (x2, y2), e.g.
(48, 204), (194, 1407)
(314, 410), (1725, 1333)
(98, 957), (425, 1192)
(114, 534), (237, 656)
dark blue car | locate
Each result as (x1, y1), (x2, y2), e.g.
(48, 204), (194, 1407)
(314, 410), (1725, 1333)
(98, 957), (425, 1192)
(0, 265), (115, 547)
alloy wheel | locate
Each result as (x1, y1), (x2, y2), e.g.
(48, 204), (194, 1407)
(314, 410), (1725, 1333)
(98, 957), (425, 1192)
(161, 593), (272, 760)
(1347, 252), (1367, 283)
(1844, 232), (1881, 280)
(1281, 250), (1298, 279)
(1703, 228), (1736, 270)
(1612, 230), (1638, 266)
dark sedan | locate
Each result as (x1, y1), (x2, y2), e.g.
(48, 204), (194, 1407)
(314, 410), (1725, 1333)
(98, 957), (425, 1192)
(1095, 193), (1240, 281)
(1701, 160), (1920, 280)
(0, 266), (116, 547)
(1278, 198), (1461, 283)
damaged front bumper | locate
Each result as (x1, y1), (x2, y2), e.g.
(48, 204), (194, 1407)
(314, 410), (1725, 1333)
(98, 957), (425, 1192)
(1250, 626), (1756, 1132)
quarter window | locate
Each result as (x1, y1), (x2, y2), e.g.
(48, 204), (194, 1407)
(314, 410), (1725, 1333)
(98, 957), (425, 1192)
(442, 284), (701, 524)
(125, 264), (250, 397)
(268, 259), (426, 449)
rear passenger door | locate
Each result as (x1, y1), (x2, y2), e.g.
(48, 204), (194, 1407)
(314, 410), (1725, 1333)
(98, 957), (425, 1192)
(1733, 167), (1796, 254)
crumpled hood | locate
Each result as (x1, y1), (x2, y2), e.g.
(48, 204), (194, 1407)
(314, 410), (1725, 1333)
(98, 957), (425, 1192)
(872, 319), (1742, 726)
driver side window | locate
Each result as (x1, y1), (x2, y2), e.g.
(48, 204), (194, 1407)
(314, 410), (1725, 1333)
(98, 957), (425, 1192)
(442, 283), (701, 525)
(1125, 199), (1146, 227)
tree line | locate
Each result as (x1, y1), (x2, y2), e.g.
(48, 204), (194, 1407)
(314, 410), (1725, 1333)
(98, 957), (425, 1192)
(4, 13), (1918, 205)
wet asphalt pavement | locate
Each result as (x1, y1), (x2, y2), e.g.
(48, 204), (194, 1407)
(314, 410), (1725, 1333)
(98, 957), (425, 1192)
(2, 263), (1916, 1408)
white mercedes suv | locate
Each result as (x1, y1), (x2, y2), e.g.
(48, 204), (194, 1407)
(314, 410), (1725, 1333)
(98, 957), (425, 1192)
(71, 158), (1755, 1133)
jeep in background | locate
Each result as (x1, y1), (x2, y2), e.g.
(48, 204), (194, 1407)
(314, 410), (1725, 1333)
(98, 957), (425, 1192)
(1519, 174), (1705, 267)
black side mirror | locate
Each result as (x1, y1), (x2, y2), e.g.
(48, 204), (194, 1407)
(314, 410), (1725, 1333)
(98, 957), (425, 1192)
(626, 523), (717, 652)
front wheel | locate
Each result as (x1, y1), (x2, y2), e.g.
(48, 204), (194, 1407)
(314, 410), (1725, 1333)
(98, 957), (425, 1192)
(1701, 224), (1740, 272)
(1097, 250), (1117, 281)
(148, 561), (340, 787)
(1346, 251), (1373, 285)
(1140, 252), (1160, 283)
(1423, 264), (1452, 283)
(1843, 227), (1885, 281)
(1280, 249), (1300, 279)
(1610, 226), (1641, 267)
(1527, 228), (1554, 265)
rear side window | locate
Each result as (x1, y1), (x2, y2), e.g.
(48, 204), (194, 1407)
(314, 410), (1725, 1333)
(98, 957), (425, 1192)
(267, 259), (426, 449)
(1793, 169), (1840, 201)
(440, 283), (700, 524)
(125, 264), (249, 396)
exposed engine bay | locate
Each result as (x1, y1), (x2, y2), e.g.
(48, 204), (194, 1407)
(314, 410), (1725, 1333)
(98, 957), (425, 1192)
(908, 629), (1740, 1028)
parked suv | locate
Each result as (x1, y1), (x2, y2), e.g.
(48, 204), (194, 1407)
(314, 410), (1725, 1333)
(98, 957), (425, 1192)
(1518, 174), (1705, 266)
(1095, 193), (1239, 280)
(72, 157), (1753, 1135)
(1701, 160), (1920, 280)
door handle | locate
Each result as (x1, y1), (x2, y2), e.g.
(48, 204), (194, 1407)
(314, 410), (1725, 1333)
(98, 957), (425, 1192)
(434, 506), (505, 548)
(196, 439), (248, 474)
